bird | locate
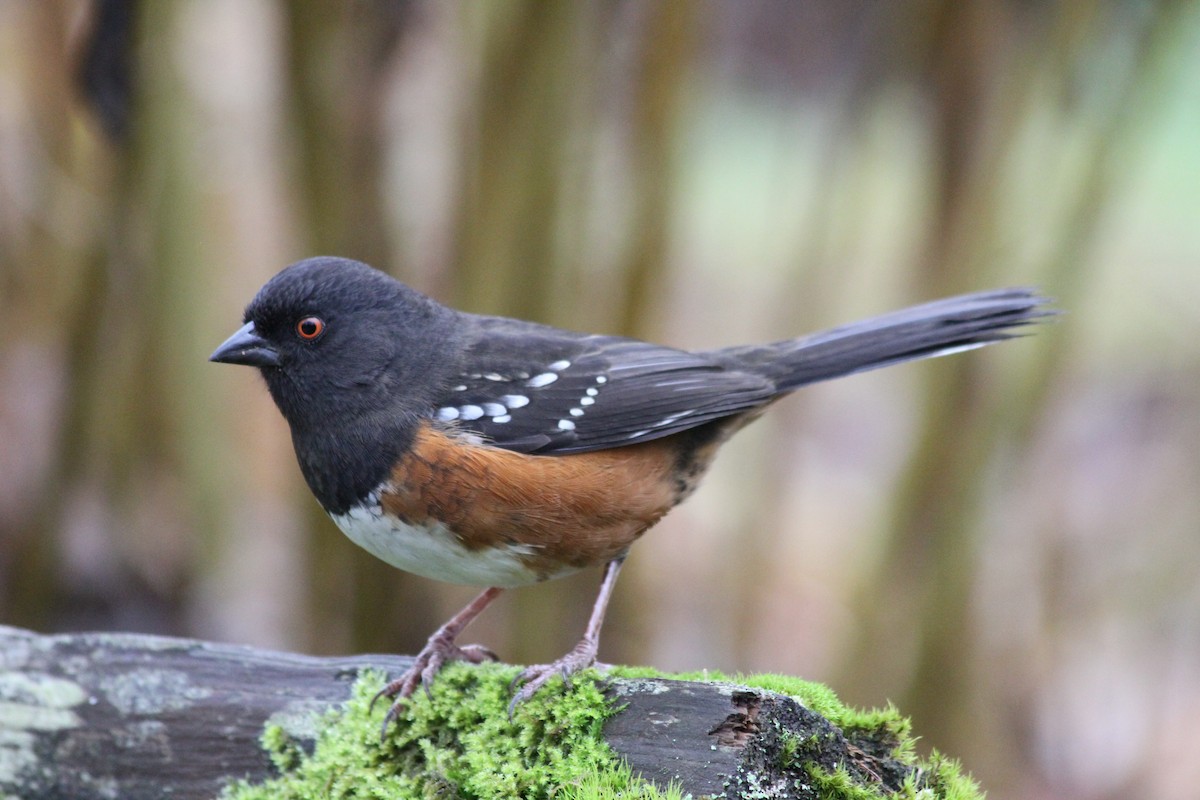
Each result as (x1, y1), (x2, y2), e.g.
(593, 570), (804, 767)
(210, 255), (1051, 727)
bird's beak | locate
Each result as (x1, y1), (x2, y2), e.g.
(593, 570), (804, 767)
(209, 322), (281, 368)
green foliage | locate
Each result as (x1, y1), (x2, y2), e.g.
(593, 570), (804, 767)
(805, 752), (982, 800)
(561, 762), (687, 800)
(221, 664), (658, 800)
(221, 664), (981, 800)
(895, 752), (984, 800)
(628, 669), (979, 800)
(804, 763), (884, 800)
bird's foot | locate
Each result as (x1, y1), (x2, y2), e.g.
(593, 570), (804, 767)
(371, 634), (497, 735)
(507, 637), (604, 718)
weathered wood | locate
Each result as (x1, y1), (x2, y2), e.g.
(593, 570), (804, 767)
(1, 626), (401, 800)
(0, 626), (898, 799)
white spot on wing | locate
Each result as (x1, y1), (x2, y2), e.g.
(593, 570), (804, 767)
(595, 376), (607, 384)
(626, 410), (694, 441)
(569, 408), (584, 417)
(482, 402), (507, 417)
(492, 414), (511, 423)
(580, 397), (595, 406)
(930, 342), (990, 358)
(660, 410), (694, 426)
(558, 419), (576, 431)
(436, 407), (459, 421)
(484, 373), (505, 381)
(609, 357), (693, 372)
(459, 405), (484, 420)
(586, 388), (598, 396)
(527, 372), (558, 387)
(502, 395), (529, 408)
(548, 359), (571, 371)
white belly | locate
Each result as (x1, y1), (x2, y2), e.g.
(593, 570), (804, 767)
(329, 501), (563, 588)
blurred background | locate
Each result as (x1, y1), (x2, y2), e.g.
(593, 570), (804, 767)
(2, 1), (1198, 796)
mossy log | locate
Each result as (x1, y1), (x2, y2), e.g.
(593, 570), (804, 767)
(0, 625), (974, 799)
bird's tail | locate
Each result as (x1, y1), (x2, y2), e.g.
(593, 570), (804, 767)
(716, 288), (1054, 394)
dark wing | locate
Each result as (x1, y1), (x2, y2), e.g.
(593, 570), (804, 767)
(432, 316), (776, 454)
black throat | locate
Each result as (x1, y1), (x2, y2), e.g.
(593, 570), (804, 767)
(286, 409), (420, 516)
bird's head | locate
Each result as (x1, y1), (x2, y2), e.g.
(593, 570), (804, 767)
(210, 256), (460, 468)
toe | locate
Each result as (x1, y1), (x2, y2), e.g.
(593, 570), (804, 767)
(370, 675), (409, 712)
(419, 653), (447, 700)
(507, 672), (553, 719)
(378, 699), (409, 742)
(375, 637), (502, 734)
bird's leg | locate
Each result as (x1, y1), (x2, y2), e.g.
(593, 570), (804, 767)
(372, 586), (503, 731)
(508, 557), (625, 716)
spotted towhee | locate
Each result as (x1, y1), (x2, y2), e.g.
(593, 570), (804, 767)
(211, 256), (1051, 725)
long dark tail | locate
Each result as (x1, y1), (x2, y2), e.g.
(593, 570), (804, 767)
(716, 288), (1054, 394)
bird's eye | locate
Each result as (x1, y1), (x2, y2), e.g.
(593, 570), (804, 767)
(296, 316), (325, 340)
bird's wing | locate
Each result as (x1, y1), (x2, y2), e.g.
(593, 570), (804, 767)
(431, 316), (775, 454)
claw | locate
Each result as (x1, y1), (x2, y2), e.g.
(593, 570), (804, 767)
(507, 690), (524, 721)
(378, 701), (405, 741)
(373, 640), (499, 740)
(506, 641), (599, 719)
(506, 559), (626, 720)
(369, 587), (505, 739)
(369, 685), (390, 715)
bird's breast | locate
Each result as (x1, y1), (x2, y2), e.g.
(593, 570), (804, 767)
(331, 422), (689, 585)
(329, 501), (554, 587)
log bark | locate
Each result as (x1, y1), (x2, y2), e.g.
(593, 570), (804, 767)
(0, 625), (899, 799)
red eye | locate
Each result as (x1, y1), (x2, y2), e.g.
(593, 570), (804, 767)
(296, 316), (325, 340)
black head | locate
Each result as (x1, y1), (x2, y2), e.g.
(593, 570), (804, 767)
(211, 256), (462, 512)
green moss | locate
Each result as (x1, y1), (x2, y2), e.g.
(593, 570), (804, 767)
(221, 663), (668, 800)
(804, 763), (884, 800)
(612, 668), (977, 800)
(895, 752), (983, 800)
(806, 753), (982, 800)
(221, 663), (981, 800)
(728, 673), (979, 800)
(561, 761), (687, 800)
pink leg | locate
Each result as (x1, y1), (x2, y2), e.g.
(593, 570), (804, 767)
(373, 586), (503, 731)
(508, 557), (625, 716)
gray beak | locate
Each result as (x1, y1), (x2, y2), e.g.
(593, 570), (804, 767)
(209, 321), (281, 368)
